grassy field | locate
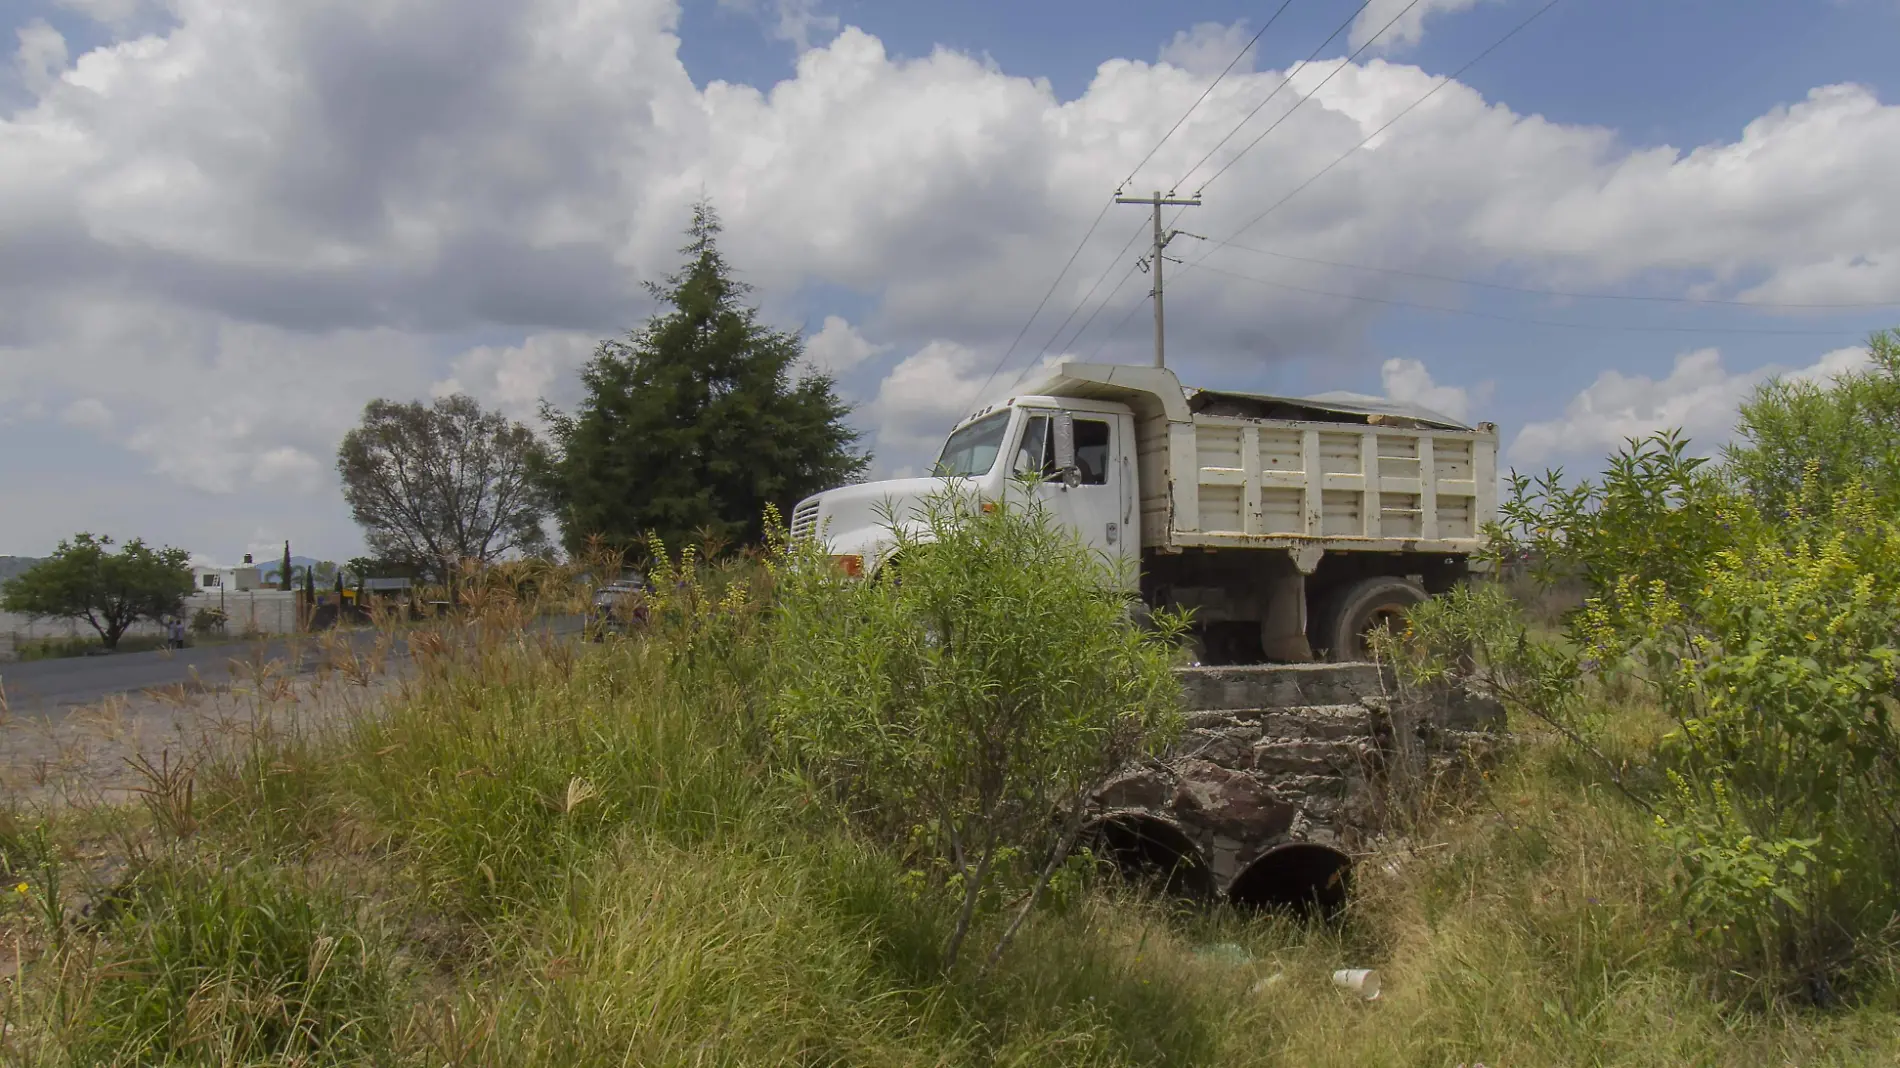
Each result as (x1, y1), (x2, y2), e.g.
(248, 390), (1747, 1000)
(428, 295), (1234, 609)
(2, 600), (1897, 1067)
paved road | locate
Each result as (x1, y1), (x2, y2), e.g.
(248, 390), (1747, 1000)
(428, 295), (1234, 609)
(0, 630), (396, 720)
(1, 616), (585, 720)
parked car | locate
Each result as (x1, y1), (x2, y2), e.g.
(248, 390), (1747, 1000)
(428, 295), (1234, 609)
(588, 574), (650, 639)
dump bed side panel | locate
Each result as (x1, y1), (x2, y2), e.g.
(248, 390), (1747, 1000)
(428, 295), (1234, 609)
(1157, 415), (1496, 553)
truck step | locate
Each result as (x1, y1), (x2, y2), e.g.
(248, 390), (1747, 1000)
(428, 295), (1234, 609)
(1175, 662), (1392, 713)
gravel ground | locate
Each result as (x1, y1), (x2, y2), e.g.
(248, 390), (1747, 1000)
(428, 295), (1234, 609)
(1, 652), (408, 812)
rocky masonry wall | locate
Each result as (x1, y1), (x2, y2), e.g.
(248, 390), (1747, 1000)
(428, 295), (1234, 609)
(1087, 663), (1505, 909)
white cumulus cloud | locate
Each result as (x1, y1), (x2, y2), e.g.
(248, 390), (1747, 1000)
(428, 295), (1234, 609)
(1379, 357), (1492, 424)
(0, 2), (1896, 548)
(59, 396), (113, 433)
(1158, 20), (1256, 76)
(434, 332), (601, 428)
(1509, 343), (1873, 471)
(55, 0), (152, 29)
(1351, 0), (1495, 53)
(250, 446), (323, 491)
(717, 0), (839, 52)
(803, 315), (887, 378)
(13, 18), (68, 94)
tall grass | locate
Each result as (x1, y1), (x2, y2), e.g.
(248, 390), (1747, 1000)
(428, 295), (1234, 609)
(3, 556), (1898, 1066)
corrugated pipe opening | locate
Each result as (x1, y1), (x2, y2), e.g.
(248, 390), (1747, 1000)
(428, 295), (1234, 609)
(1086, 814), (1214, 901)
(1226, 842), (1352, 919)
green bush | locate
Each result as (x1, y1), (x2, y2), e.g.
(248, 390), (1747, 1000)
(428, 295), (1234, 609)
(1585, 487), (1900, 986)
(766, 488), (1184, 973)
(1726, 327), (1900, 523)
(1452, 390), (1900, 993)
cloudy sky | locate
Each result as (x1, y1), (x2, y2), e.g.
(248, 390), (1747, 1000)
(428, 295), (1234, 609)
(2, 0), (1897, 562)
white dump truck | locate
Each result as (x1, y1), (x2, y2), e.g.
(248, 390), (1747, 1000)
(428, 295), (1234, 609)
(789, 360), (1498, 663)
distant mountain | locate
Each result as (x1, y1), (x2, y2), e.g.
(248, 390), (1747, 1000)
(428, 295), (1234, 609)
(0, 556), (44, 584)
(252, 556), (331, 580)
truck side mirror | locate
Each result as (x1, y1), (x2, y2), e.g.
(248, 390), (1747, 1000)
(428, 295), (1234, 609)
(1053, 412), (1079, 487)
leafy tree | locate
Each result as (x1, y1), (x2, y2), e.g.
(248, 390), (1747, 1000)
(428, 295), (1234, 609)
(0, 533), (193, 649)
(337, 394), (551, 582)
(1726, 328), (1900, 523)
(345, 555), (425, 586)
(542, 200), (869, 556)
(1494, 429), (1761, 633)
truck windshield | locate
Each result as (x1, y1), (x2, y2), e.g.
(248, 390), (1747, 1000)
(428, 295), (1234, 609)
(933, 411), (1010, 477)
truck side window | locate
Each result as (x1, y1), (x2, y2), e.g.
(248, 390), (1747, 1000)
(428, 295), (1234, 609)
(1074, 419), (1110, 485)
(1013, 416), (1051, 480)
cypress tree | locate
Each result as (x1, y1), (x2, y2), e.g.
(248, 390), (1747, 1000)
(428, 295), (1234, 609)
(542, 200), (869, 556)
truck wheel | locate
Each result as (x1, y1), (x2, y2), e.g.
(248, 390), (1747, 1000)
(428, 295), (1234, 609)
(1317, 576), (1428, 662)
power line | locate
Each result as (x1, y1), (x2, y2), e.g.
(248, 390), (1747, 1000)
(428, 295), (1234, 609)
(1167, 0), (1380, 196)
(1123, 0), (1301, 192)
(1085, 292), (1156, 363)
(1190, 257), (1872, 336)
(1218, 239), (1900, 309)
(1193, 0), (1569, 264)
(961, 195), (1117, 420)
(1006, 258), (1147, 395)
(1185, 0), (1432, 197)
(960, 6), (1306, 419)
(1099, 0), (1423, 375)
(1021, 223), (1151, 368)
(995, 0), (1398, 393)
(1058, 258), (1145, 359)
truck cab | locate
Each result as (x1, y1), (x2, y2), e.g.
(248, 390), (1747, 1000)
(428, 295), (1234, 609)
(790, 360), (1497, 665)
(788, 393), (1139, 581)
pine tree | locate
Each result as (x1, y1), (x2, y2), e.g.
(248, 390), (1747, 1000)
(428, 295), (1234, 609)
(280, 542), (293, 592)
(543, 200), (869, 556)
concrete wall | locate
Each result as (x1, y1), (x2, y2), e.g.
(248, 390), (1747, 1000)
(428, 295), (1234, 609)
(0, 590), (304, 659)
(186, 589), (302, 637)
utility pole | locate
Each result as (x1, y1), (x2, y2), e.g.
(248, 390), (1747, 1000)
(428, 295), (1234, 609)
(1114, 190), (1201, 369)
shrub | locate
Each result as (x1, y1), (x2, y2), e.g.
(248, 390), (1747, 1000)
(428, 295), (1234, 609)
(1584, 488), (1900, 987)
(1468, 417), (1900, 993)
(1726, 327), (1900, 524)
(766, 488), (1184, 973)
(1493, 429), (1761, 634)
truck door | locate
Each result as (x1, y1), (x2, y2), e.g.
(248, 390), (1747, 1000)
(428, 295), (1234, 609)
(1010, 409), (1136, 583)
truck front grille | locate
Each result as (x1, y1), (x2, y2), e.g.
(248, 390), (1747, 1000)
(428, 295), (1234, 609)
(790, 498), (822, 541)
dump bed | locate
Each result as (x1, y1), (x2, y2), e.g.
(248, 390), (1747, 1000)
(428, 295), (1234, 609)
(1016, 362), (1498, 556)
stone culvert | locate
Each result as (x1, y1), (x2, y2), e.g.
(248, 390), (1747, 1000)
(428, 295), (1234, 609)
(1086, 662), (1504, 913)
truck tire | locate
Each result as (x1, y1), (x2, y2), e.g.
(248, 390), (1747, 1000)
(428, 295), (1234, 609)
(1316, 576), (1428, 662)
